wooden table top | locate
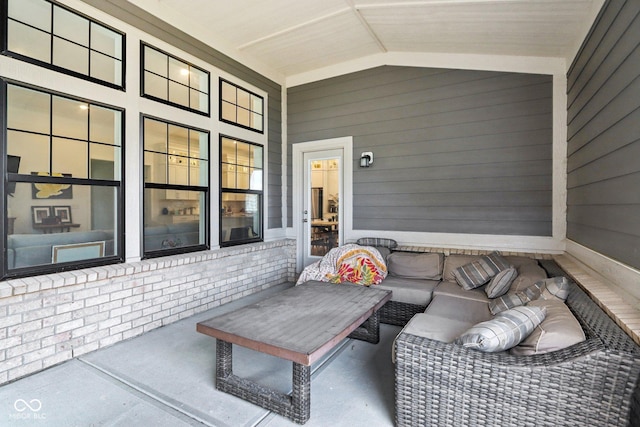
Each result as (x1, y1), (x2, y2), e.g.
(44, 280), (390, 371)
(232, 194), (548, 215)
(197, 281), (391, 365)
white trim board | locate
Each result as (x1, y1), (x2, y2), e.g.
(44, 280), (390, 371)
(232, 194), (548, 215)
(565, 240), (640, 305)
(346, 230), (564, 255)
(286, 51), (567, 88)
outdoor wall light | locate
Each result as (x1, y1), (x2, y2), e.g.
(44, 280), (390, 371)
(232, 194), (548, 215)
(360, 151), (373, 167)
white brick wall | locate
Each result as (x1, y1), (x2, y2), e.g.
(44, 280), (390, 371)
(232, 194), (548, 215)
(0, 239), (296, 385)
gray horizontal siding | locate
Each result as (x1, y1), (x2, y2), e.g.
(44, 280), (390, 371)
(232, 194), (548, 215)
(288, 66), (553, 236)
(81, 0), (282, 230)
(567, 0), (640, 270)
(267, 91), (283, 229)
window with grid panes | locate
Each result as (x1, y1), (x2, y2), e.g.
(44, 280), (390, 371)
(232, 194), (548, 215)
(4, 0), (125, 88)
(141, 43), (210, 115)
(142, 116), (209, 256)
(220, 79), (263, 133)
(220, 136), (263, 245)
(3, 81), (123, 278)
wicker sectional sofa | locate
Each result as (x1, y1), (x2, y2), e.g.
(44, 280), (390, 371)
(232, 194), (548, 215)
(369, 248), (640, 426)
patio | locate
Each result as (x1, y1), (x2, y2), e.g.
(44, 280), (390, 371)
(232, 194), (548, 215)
(0, 283), (400, 426)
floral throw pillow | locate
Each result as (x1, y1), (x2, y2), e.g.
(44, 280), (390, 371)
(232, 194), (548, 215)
(326, 246), (388, 286)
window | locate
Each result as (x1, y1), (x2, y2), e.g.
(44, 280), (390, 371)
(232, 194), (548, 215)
(3, 82), (123, 278)
(220, 136), (263, 246)
(141, 43), (210, 115)
(4, 0), (125, 88)
(220, 79), (264, 132)
(142, 116), (209, 256)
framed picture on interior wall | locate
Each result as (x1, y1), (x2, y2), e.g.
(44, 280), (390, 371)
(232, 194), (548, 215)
(31, 172), (73, 199)
(53, 206), (72, 223)
(32, 206), (52, 225)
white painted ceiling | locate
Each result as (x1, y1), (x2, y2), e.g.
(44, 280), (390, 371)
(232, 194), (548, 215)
(128, 0), (603, 80)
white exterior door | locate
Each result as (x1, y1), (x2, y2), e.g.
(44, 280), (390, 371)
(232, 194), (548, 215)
(293, 137), (353, 272)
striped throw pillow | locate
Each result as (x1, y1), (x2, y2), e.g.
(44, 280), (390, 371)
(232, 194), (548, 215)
(485, 267), (518, 298)
(540, 276), (570, 301)
(456, 305), (547, 352)
(489, 280), (545, 315)
(453, 251), (511, 290)
(489, 276), (570, 314)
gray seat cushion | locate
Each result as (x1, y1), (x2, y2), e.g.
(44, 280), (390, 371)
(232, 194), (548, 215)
(424, 294), (492, 325)
(377, 277), (440, 306)
(433, 280), (491, 303)
(401, 312), (474, 344)
(509, 261), (548, 293)
(387, 252), (443, 280)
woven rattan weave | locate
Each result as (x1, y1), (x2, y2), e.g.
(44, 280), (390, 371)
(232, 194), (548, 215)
(394, 260), (640, 426)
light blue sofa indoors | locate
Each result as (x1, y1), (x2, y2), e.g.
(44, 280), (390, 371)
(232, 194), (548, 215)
(7, 221), (201, 269)
(7, 230), (115, 269)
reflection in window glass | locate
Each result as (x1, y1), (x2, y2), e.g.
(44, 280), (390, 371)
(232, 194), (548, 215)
(8, 0), (51, 30)
(53, 5), (89, 45)
(7, 20), (52, 63)
(7, 85), (50, 134)
(221, 193), (261, 244)
(53, 37), (89, 75)
(4, 83), (123, 276)
(6, 0), (125, 87)
(7, 183), (118, 269)
(142, 117), (209, 256)
(219, 79), (264, 133)
(91, 24), (122, 58)
(7, 84), (122, 181)
(220, 136), (263, 245)
(52, 137), (88, 177)
(90, 105), (121, 145)
(143, 189), (206, 252)
(142, 44), (210, 115)
(52, 96), (89, 140)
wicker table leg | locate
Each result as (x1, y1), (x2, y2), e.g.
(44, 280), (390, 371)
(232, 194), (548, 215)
(348, 311), (381, 344)
(214, 339), (311, 424)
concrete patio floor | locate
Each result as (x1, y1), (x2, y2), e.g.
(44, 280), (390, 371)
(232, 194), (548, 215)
(0, 283), (401, 426)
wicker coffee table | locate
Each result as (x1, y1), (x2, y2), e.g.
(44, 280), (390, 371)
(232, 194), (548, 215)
(196, 280), (392, 424)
